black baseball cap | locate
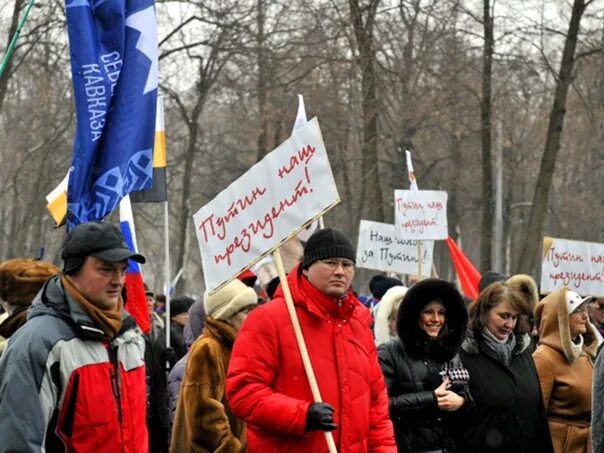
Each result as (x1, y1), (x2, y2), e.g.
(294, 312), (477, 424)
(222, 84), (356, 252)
(62, 222), (146, 264)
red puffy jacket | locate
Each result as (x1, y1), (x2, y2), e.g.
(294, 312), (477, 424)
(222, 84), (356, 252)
(225, 266), (395, 452)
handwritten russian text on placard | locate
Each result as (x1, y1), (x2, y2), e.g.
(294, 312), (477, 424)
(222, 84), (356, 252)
(394, 190), (448, 240)
(541, 237), (604, 296)
(356, 220), (434, 274)
(193, 118), (339, 292)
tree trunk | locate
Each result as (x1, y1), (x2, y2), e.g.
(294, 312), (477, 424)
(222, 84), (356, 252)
(255, 0), (270, 162)
(174, 64), (207, 294)
(516, 0), (588, 274)
(349, 0), (384, 222)
(480, 0), (494, 271)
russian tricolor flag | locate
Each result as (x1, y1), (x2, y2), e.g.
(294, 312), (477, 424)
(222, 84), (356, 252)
(119, 195), (151, 333)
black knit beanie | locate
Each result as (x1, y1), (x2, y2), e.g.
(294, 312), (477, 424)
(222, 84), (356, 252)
(302, 228), (356, 269)
(369, 275), (403, 300)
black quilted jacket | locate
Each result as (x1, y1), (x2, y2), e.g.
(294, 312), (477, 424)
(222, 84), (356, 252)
(377, 278), (472, 453)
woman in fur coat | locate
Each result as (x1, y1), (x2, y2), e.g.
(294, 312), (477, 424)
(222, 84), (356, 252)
(533, 287), (597, 453)
(170, 279), (257, 453)
(458, 276), (553, 453)
(378, 278), (472, 452)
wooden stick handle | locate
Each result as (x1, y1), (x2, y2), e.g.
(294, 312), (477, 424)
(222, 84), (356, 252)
(272, 249), (338, 453)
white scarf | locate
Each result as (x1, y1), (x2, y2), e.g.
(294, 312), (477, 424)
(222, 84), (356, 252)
(571, 334), (584, 358)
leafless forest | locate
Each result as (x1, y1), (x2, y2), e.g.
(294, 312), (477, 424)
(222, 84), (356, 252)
(1, 0), (603, 295)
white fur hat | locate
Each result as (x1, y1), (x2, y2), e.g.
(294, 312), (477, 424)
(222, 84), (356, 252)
(204, 279), (257, 321)
(374, 285), (408, 345)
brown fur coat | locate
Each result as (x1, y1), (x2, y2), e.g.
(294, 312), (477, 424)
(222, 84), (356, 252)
(533, 287), (597, 453)
(170, 317), (247, 453)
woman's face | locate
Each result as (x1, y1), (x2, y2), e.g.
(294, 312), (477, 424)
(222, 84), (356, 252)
(388, 315), (397, 338)
(569, 305), (588, 338)
(419, 301), (446, 338)
(486, 300), (518, 341)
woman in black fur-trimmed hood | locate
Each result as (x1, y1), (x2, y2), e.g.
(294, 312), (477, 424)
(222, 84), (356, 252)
(378, 278), (472, 453)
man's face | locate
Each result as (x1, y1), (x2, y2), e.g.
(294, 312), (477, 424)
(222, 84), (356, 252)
(171, 312), (189, 327)
(302, 258), (355, 298)
(69, 256), (127, 310)
(145, 293), (155, 316)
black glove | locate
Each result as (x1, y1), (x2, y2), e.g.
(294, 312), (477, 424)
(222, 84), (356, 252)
(305, 402), (337, 432)
(161, 347), (177, 372)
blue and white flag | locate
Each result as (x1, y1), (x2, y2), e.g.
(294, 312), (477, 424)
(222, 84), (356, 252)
(65, 0), (158, 229)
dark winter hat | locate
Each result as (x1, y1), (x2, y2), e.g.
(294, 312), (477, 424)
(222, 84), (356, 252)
(170, 296), (195, 318)
(369, 275), (403, 300)
(302, 228), (356, 269)
(62, 222), (145, 273)
(478, 270), (508, 293)
(0, 259), (59, 307)
(143, 282), (154, 298)
(183, 299), (206, 347)
(265, 275), (281, 300)
(237, 269), (258, 288)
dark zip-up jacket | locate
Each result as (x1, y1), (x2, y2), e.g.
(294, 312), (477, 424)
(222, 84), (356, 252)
(457, 330), (553, 453)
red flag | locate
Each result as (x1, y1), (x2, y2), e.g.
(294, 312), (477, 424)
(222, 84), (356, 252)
(445, 236), (480, 300)
(120, 196), (151, 334)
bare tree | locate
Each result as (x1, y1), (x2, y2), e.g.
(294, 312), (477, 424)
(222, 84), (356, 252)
(517, 0), (593, 274)
(479, 0), (494, 270)
(349, 0), (383, 221)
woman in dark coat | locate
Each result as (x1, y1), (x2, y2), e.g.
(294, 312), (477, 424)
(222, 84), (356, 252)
(378, 278), (472, 453)
(458, 279), (553, 453)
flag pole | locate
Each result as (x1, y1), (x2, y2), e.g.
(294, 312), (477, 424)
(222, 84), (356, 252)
(164, 200), (171, 349)
(0, 0), (35, 81)
(272, 248), (338, 453)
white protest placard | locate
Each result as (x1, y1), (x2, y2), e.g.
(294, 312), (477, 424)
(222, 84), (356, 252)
(356, 220), (434, 274)
(394, 190), (448, 240)
(193, 118), (339, 293)
(540, 237), (604, 296)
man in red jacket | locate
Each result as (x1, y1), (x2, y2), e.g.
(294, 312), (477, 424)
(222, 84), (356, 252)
(0, 222), (148, 452)
(226, 228), (396, 452)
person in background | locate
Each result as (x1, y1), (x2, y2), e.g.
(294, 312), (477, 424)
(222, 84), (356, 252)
(587, 296), (604, 344)
(533, 288), (596, 453)
(237, 268), (258, 288)
(143, 283), (166, 453)
(477, 270), (507, 294)
(167, 298), (206, 437)
(0, 221), (148, 452)
(0, 258), (59, 354)
(364, 275), (403, 311)
(506, 274), (540, 353)
(373, 285), (407, 345)
(144, 284), (164, 342)
(155, 293), (166, 315)
(458, 281), (553, 453)
(378, 278), (471, 452)
(165, 295), (195, 360)
(226, 228), (395, 452)
(592, 344), (604, 451)
(265, 275), (281, 301)
(170, 279), (257, 452)
(148, 295), (195, 451)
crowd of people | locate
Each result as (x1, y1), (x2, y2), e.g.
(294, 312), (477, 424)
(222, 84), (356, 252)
(0, 220), (603, 453)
